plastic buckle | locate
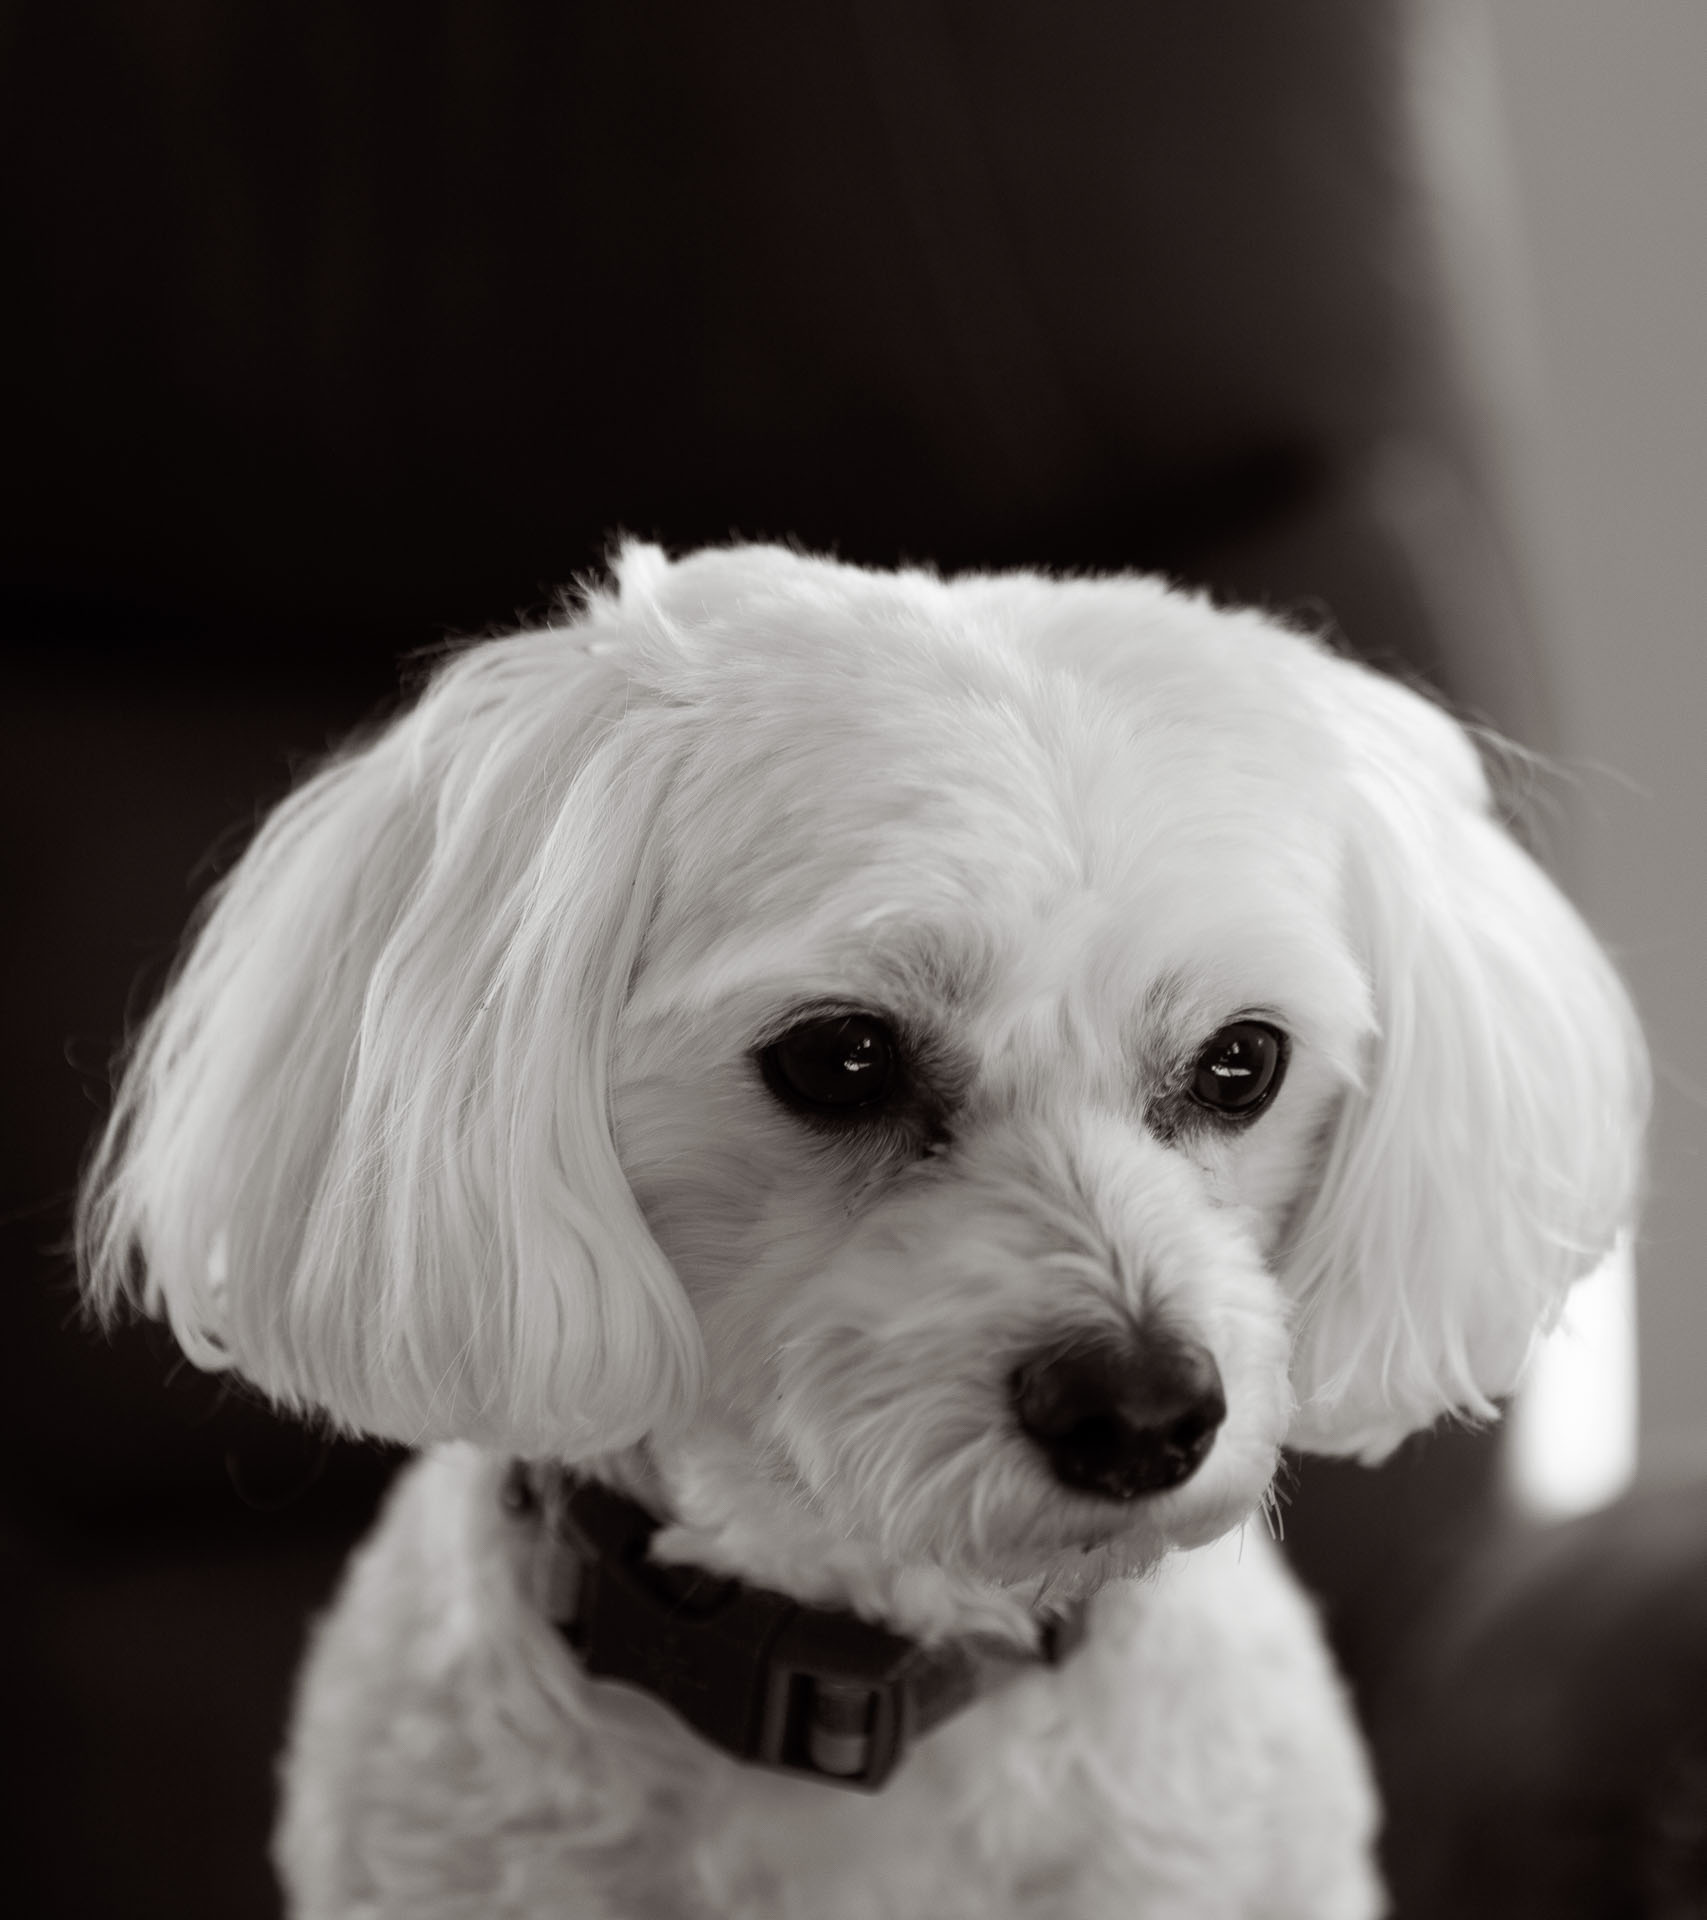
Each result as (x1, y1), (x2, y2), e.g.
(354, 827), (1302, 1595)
(755, 1604), (924, 1790)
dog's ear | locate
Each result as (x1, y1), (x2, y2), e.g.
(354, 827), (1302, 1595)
(1282, 660), (1648, 1461)
(78, 588), (704, 1456)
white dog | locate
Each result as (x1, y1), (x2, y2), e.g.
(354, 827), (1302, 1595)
(80, 544), (1646, 1918)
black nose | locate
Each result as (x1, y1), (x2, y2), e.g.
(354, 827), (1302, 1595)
(1011, 1331), (1226, 1501)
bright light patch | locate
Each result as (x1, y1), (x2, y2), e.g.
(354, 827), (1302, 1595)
(1505, 1236), (1638, 1520)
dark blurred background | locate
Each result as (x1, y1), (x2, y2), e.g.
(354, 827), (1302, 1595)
(5, 3), (1704, 1915)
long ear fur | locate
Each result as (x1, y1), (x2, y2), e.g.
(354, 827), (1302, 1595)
(78, 581), (703, 1455)
(1284, 662), (1649, 1460)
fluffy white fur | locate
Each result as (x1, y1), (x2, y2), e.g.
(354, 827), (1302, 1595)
(80, 544), (1648, 1918)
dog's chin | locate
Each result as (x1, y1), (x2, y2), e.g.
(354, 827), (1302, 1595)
(647, 1417), (1275, 1634)
(966, 1522), (1169, 1601)
(907, 1474), (1275, 1600)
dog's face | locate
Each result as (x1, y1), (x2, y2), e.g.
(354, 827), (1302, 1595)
(613, 605), (1367, 1585)
(79, 544), (1647, 1592)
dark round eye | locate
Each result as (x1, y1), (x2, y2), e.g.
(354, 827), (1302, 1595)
(760, 1013), (899, 1115)
(1190, 1022), (1289, 1119)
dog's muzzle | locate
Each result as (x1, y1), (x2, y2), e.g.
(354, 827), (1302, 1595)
(1010, 1329), (1225, 1501)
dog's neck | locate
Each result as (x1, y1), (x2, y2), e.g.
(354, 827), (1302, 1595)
(589, 1431), (1074, 1652)
(507, 1454), (1089, 1791)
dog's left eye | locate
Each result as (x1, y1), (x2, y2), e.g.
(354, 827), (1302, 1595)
(760, 1013), (899, 1116)
(1189, 1021), (1289, 1120)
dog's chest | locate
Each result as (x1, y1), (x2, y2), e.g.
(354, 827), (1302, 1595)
(280, 1454), (1382, 1919)
(589, 1544), (1380, 1920)
(626, 1583), (1304, 1920)
(668, 1675), (1115, 1920)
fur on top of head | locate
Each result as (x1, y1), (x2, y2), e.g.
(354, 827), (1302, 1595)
(79, 542), (1646, 1516)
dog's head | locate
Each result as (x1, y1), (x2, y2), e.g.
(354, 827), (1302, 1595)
(80, 543), (1647, 1587)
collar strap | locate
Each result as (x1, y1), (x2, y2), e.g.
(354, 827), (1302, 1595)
(503, 1461), (1087, 1792)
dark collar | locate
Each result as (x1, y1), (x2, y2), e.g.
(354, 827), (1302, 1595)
(503, 1460), (1087, 1792)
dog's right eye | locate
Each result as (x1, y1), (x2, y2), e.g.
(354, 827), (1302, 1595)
(759, 1013), (899, 1116)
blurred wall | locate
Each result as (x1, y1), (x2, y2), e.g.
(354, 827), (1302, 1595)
(1475, 1), (1707, 1470)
